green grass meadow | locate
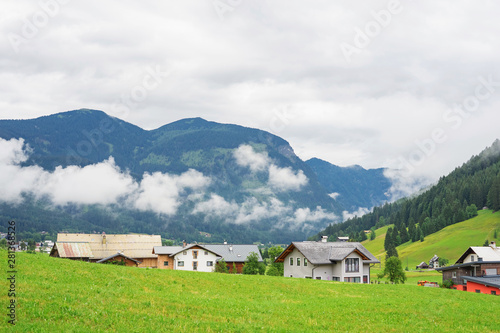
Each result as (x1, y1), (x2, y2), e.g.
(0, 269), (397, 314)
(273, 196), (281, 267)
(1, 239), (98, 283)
(2, 251), (500, 332)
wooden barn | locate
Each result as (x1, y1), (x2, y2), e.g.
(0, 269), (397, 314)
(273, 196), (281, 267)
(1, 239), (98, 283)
(50, 233), (161, 268)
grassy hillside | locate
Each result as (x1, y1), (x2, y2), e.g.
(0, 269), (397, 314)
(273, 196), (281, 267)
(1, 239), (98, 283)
(2, 251), (500, 332)
(363, 210), (500, 269)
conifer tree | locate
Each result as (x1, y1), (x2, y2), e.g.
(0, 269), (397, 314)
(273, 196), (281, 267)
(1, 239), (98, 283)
(487, 174), (500, 211)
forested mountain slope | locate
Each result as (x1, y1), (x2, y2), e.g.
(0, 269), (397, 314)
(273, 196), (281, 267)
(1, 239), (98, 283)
(306, 158), (392, 212)
(312, 139), (500, 242)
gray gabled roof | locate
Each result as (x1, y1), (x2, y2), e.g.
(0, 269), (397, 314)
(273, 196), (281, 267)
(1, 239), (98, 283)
(152, 246), (184, 255)
(203, 244), (263, 262)
(277, 241), (380, 265)
(435, 261), (500, 271)
(463, 275), (500, 289)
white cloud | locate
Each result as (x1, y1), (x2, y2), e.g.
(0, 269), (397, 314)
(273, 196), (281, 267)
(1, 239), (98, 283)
(342, 207), (372, 221)
(0, 138), (43, 204)
(233, 144), (270, 172)
(192, 193), (239, 217)
(38, 158), (137, 206)
(193, 195), (293, 225)
(383, 168), (432, 202)
(292, 206), (338, 225)
(235, 197), (291, 224)
(328, 192), (340, 200)
(193, 192), (338, 231)
(132, 170), (210, 215)
(268, 165), (308, 191)
(0, 138), (211, 215)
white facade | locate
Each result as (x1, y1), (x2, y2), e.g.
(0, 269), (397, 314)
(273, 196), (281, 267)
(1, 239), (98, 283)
(173, 247), (218, 273)
(283, 248), (371, 283)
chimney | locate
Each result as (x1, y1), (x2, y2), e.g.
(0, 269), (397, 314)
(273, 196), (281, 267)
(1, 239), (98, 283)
(321, 236), (328, 243)
(223, 241), (227, 245)
(229, 245), (233, 252)
(102, 232), (106, 245)
(490, 241), (497, 249)
(182, 240), (187, 248)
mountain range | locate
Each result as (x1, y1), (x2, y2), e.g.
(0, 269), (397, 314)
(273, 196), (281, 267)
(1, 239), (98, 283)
(0, 109), (394, 243)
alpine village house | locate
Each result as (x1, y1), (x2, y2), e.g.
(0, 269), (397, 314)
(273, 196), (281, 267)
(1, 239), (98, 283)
(436, 241), (500, 295)
(275, 236), (380, 282)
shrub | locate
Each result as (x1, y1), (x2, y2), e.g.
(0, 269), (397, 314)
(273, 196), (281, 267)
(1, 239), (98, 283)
(442, 279), (454, 289)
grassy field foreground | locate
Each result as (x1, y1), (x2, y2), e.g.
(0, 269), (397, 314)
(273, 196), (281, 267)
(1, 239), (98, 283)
(2, 251), (500, 332)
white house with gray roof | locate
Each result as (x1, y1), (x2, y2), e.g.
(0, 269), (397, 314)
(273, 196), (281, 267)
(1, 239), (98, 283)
(152, 243), (262, 273)
(203, 244), (263, 273)
(275, 239), (380, 283)
(153, 244), (221, 272)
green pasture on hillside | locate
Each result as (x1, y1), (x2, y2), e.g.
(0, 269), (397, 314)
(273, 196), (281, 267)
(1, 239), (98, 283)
(363, 210), (500, 269)
(1, 251), (500, 332)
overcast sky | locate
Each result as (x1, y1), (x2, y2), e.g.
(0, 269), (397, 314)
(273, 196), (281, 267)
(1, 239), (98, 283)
(2, 0), (500, 186)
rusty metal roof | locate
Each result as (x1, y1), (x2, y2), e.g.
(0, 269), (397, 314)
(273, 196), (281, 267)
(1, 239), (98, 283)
(54, 242), (94, 258)
(56, 233), (162, 259)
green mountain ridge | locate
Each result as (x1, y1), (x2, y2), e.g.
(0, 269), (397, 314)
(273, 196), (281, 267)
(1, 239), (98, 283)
(306, 157), (392, 212)
(0, 109), (360, 243)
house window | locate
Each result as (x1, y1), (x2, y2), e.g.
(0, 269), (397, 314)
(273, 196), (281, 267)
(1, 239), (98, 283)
(304, 258), (308, 266)
(475, 289), (480, 293)
(452, 272), (457, 278)
(183, 251), (187, 255)
(345, 258), (359, 272)
(178, 261), (184, 267)
(470, 255), (475, 262)
(164, 261), (169, 266)
(204, 251), (208, 255)
(297, 258), (301, 266)
(344, 277), (361, 283)
(193, 251), (198, 259)
(193, 261), (198, 271)
(207, 261), (213, 267)
(332, 277), (340, 281)
(316, 277), (321, 280)
(289, 257), (294, 266)
(305, 276), (312, 279)
(491, 291), (497, 295)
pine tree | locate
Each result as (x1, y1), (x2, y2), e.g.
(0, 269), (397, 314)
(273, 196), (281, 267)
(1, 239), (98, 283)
(487, 174), (500, 211)
(384, 228), (393, 251)
(400, 224), (409, 243)
(386, 244), (399, 260)
(392, 228), (400, 246)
